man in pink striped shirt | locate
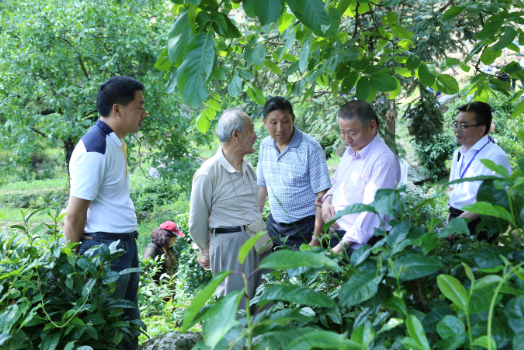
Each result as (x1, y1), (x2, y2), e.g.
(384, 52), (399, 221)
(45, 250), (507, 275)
(310, 100), (400, 255)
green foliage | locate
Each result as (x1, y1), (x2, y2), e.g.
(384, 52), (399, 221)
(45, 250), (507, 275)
(0, 210), (145, 350)
(181, 145), (524, 349)
(130, 178), (181, 213)
(405, 92), (455, 179)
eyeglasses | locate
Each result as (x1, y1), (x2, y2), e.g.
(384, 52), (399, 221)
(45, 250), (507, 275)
(452, 123), (480, 131)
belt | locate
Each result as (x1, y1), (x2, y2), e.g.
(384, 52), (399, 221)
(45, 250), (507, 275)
(212, 226), (247, 234)
(278, 215), (316, 227)
(449, 207), (464, 216)
(84, 231), (139, 242)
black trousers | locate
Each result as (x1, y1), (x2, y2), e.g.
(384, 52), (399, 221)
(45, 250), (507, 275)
(267, 214), (315, 251)
(448, 207), (497, 244)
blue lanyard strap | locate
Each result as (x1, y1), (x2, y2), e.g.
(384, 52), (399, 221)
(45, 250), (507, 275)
(459, 140), (490, 179)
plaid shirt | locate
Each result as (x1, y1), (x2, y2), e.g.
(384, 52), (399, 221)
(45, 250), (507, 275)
(257, 127), (332, 223)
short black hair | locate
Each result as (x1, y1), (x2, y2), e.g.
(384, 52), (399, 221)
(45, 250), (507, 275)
(263, 96), (294, 119)
(338, 100), (379, 128)
(97, 76), (145, 118)
(457, 102), (492, 136)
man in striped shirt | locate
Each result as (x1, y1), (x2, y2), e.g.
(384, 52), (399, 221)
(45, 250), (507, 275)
(313, 100), (401, 255)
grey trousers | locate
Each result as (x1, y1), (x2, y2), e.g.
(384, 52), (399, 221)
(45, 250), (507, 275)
(209, 230), (270, 311)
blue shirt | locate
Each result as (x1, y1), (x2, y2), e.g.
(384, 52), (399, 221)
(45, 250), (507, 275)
(257, 127), (332, 223)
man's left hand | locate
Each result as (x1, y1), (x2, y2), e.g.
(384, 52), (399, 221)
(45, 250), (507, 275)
(331, 243), (345, 255)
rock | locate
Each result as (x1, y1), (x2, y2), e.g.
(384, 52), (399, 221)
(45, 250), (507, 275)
(407, 160), (432, 184)
(138, 331), (203, 350)
(437, 94), (460, 113)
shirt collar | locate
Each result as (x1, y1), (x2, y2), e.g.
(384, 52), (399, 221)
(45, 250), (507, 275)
(461, 135), (489, 153)
(217, 147), (246, 173)
(347, 133), (382, 159)
(97, 119), (123, 146)
(272, 126), (302, 149)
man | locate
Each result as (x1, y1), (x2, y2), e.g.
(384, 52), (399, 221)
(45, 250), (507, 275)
(64, 76), (147, 350)
(189, 108), (270, 311)
(448, 102), (511, 242)
(257, 97), (332, 250)
(312, 100), (400, 255)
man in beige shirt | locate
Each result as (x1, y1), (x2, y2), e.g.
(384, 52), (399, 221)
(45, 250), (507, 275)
(189, 108), (270, 310)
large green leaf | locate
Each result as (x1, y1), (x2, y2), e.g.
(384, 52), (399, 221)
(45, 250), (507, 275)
(417, 63), (436, 87)
(315, 7), (342, 38)
(369, 73), (399, 92)
(406, 315), (431, 350)
(338, 271), (383, 307)
(491, 26), (518, 51)
(383, 296), (408, 316)
(260, 285), (337, 308)
(154, 48), (171, 71)
(513, 331), (524, 350)
(238, 231), (266, 264)
(40, 331), (61, 350)
(480, 159), (511, 179)
(390, 25), (413, 39)
(436, 218), (469, 239)
(392, 254), (443, 281)
(356, 76), (371, 100)
(253, 0), (283, 26)
(181, 271), (232, 332)
(177, 31), (215, 108)
(506, 296), (524, 333)
(442, 6), (465, 23)
(245, 43), (266, 66)
(372, 188), (400, 217)
(168, 10), (193, 67)
(473, 15), (505, 40)
(437, 315), (465, 339)
(287, 0), (331, 34)
(406, 56), (421, 70)
(462, 202), (513, 222)
(202, 290), (243, 348)
(341, 71), (359, 92)
(259, 250), (342, 271)
(299, 34), (312, 73)
(350, 244), (373, 267)
(264, 60), (282, 75)
(437, 74), (459, 94)
(228, 75), (242, 97)
(440, 57), (461, 71)
(387, 221), (412, 247)
(437, 275), (468, 312)
(246, 82), (266, 105)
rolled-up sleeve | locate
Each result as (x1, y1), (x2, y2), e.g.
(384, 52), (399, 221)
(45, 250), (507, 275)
(256, 149), (266, 188)
(308, 144), (332, 194)
(343, 159), (400, 245)
(189, 174), (213, 249)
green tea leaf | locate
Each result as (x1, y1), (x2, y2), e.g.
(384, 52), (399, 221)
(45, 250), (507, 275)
(437, 315), (465, 339)
(406, 315), (430, 350)
(181, 270), (232, 332)
(259, 250), (342, 271)
(436, 217), (469, 238)
(40, 331), (60, 350)
(338, 271), (383, 307)
(238, 231), (266, 264)
(202, 290), (243, 348)
(462, 202), (513, 222)
(392, 254), (443, 281)
(437, 275), (469, 312)
(473, 335), (497, 349)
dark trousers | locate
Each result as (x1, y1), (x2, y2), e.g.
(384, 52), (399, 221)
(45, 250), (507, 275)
(448, 207), (497, 244)
(79, 233), (140, 350)
(266, 214), (315, 251)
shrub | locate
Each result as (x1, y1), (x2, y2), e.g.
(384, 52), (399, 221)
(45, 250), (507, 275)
(130, 178), (180, 213)
(0, 209), (145, 350)
(180, 141), (524, 350)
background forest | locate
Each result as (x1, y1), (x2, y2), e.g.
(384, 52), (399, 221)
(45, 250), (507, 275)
(1, 0), (524, 349)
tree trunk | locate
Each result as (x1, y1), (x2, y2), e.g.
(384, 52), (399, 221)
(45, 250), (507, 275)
(63, 137), (76, 177)
(384, 99), (397, 154)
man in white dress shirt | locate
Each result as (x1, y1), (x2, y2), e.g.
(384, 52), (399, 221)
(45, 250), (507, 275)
(448, 102), (511, 243)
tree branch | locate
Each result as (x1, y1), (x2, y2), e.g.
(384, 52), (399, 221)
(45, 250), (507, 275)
(32, 127), (47, 138)
(58, 36), (89, 78)
(437, 0), (454, 13)
(39, 109), (56, 116)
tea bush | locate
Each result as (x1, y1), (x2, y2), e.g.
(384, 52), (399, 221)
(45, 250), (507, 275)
(0, 209), (145, 350)
(181, 132), (524, 350)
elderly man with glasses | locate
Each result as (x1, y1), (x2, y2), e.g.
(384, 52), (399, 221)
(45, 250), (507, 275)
(189, 108), (272, 312)
(447, 102), (511, 243)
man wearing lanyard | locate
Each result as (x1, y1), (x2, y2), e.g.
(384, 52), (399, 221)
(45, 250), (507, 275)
(447, 102), (511, 243)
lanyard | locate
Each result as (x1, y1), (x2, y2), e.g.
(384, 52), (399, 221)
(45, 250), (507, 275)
(459, 140), (490, 179)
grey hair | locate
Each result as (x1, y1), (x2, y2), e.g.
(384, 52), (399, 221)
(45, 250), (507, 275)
(338, 100), (379, 128)
(217, 108), (246, 143)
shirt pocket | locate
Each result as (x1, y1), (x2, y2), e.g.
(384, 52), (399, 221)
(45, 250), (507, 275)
(344, 172), (366, 203)
(281, 161), (308, 187)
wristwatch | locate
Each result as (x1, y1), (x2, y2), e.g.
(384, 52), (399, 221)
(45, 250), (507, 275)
(340, 239), (351, 249)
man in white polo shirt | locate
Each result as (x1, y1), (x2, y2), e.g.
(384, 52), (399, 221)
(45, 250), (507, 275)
(448, 102), (511, 243)
(64, 76), (147, 350)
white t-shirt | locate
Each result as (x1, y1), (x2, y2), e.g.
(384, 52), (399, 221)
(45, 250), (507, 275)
(69, 119), (137, 233)
(448, 135), (511, 210)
